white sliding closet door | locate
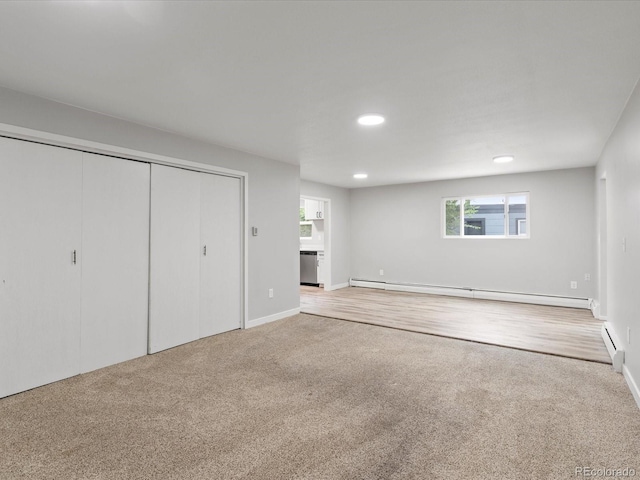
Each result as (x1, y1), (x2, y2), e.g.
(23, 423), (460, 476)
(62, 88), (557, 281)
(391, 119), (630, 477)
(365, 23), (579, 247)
(80, 153), (150, 373)
(149, 164), (201, 353)
(0, 138), (83, 398)
(200, 174), (242, 337)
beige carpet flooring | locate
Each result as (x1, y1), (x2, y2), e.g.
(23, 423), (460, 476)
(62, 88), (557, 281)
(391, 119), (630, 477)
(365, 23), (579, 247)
(1, 314), (638, 479)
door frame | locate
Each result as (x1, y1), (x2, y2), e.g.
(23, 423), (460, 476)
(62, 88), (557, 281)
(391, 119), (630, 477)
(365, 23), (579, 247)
(597, 172), (608, 320)
(0, 122), (249, 330)
(299, 194), (331, 291)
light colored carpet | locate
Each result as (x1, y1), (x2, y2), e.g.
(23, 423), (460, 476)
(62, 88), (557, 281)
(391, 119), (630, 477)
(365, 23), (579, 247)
(0, 314), (638, 479)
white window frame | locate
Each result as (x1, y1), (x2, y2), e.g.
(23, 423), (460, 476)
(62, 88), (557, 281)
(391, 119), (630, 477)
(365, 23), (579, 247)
(442, 192), (530, 239)
(517, 218), (527, 236)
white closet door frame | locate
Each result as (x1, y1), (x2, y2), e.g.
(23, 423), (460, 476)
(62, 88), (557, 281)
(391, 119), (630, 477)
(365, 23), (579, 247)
(0, 123), (249, 332)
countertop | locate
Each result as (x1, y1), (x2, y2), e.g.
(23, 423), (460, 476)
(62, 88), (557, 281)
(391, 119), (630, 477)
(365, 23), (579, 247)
(300, 245), (324, 252)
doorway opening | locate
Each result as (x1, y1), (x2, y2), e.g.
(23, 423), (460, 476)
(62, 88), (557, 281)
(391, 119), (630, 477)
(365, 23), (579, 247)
(299, 195), (331, 291)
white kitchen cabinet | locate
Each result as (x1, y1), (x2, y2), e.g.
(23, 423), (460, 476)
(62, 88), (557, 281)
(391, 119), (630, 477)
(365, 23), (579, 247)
(317, 251), (325, 284)
(80, 153), (150, 373)
(149, 164), (202, 354)
(304, 198), (324, 220)
(200, 173), (242, 338)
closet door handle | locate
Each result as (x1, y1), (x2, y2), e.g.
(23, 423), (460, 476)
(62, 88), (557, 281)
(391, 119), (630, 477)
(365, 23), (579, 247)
(203, 245), (207, 256)
(72, 250), (77, 265)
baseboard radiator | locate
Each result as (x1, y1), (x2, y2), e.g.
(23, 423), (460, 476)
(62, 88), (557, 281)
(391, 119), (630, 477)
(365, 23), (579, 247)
(601, 322), (625, 373)
(349, 279), (591, 310)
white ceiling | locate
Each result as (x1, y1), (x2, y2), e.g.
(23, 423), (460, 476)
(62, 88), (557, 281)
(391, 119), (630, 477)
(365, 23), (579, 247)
(1, 1), (639, 188)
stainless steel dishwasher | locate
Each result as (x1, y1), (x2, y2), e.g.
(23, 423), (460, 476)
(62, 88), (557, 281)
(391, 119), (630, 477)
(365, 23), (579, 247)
(300, 251), (319, 286)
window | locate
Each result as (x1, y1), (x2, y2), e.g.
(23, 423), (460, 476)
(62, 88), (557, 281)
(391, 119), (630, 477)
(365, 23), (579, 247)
(443, 193), (529, 238)
(299, 205), (312, 239)
(464, 219), (485, 235)
(300, 222), (312, 238)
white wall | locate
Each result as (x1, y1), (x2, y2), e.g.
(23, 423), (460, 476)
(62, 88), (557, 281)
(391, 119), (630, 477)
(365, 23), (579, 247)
(300, 180), (351, 288)
(596, 77), (640, 399)
(350, 167), (596, 298)
(0, 86), (300, 322)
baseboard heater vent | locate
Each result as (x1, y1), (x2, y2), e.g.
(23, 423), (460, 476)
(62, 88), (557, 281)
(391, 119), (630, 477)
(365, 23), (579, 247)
(601, 322), (624, 373)
(349, 279), (591, 310)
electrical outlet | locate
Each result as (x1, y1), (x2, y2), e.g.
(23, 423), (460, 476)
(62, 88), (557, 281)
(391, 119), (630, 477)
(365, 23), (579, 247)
(268, 288), (274, 298)
(584, 274), (591, 281)
(379, 269), (384, 276)
(570, 281), (578, 289)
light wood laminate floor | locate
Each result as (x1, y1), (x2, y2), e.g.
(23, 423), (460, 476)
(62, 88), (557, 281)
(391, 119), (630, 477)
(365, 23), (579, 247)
(300, 286), (610, 364)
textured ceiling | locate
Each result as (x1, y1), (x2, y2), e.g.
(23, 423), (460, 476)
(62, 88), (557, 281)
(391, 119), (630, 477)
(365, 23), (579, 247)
(0, 1), (639, 188)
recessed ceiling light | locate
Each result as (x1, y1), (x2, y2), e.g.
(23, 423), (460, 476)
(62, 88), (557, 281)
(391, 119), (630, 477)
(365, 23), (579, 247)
(493, 155), (514, 164)
(353, 173), (368, 179)
(357, 114), (385, 126)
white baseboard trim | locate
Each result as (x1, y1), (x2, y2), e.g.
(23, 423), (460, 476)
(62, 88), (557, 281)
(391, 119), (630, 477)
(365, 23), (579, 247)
(623, 365), (640, 410)
(349, 279), (590, 309)
(386, 282), (473, 298)
(474, 290), (589, 309)
(246, 307), (300, 329)
(325, 282), (349, 292)
(350, 279), (382, 289)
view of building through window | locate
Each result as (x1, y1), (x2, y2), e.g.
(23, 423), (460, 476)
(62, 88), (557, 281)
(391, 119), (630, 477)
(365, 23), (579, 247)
(444, 193), (528, 237)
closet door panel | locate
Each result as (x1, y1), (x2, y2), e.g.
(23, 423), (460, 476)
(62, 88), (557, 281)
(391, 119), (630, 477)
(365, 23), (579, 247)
(200, 174), (242, 337)
(80, 154), (150, 373)
(0, 138), (82, 398)
(149, 165), (201, 353)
